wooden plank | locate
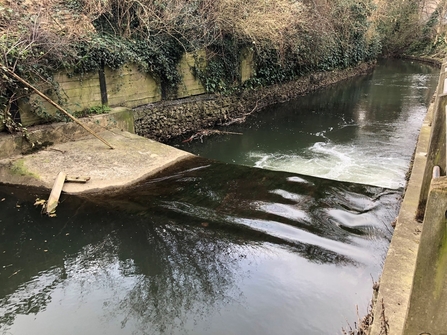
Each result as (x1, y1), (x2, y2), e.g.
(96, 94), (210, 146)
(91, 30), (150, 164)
(46, 172), (66, 215)
(65, 175), (91, 183)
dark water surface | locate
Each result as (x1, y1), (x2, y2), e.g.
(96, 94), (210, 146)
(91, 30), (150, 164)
(0, 59), (438, 335)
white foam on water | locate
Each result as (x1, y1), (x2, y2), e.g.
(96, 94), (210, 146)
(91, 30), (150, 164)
(251, 140), (408, 189)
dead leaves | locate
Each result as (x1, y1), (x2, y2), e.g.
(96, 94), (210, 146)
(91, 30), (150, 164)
(34, 198), (56, 217)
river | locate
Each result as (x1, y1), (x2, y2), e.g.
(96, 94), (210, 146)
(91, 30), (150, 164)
(0, 59), (438, 335)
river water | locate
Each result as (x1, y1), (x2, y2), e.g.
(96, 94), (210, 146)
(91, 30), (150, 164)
(0, 59), (438, 335)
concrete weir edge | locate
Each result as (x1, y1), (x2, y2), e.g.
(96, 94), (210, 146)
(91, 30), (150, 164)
(0, 109), (195, 195)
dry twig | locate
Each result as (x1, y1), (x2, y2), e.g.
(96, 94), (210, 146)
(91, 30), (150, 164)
(182, 129), (242, 143)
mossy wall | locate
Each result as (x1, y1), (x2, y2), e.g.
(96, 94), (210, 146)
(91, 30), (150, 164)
(176, 50), (207, 98)
(5, 48), (254, 132)
(18, 71), (102, 127)
(105, 64), (162, 107)
(240, 48), (255, 83)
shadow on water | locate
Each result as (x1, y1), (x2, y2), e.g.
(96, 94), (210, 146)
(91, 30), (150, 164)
(0, 157), (401, 335)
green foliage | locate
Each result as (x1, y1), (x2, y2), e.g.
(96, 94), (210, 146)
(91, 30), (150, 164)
(73, 105), (111, 118)
(4, 0), (444, 135)
(376, 0), (422, 56)
(247, 0), (379, 88)
(407, 7), (445, 56)
(374, 0), (447, 57)
(73, 34), (184, 97)
(192, 37), (242, 94)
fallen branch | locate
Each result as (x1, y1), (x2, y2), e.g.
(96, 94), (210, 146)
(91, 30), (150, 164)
(182, 129), (242, 143)
(219, 100), (260, 126)
(0, 64), (114, 150)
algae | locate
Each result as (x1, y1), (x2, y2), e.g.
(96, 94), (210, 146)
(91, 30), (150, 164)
(434, 219), (447, 299)
(10, 159), (39, 179)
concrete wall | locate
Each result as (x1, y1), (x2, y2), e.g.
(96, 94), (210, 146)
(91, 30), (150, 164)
(2, 48), (255, 132)
(0, 107), (135, 159)
(18, 71), (103, 127)
(105, 64), (161, 107)
(419, 61), (447, 217)
(403, 177), (447, 334)
(370, 59), (447, 335)
(240, 47), (255, 83)
(176, 50), (207, 98)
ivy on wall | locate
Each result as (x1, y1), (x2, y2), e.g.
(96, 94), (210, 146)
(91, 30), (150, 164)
(192, 0), (381, 93)
(1, 0), (445, 134)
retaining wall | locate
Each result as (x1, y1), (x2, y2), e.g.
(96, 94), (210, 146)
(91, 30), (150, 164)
(2, 49), (252, 132)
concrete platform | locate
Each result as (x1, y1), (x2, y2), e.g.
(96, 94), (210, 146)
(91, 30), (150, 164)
(0, 128), (194, 194)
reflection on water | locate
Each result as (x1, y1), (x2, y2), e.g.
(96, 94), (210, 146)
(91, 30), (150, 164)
(1, 160), (400, 335)
(0, 59), (438, 335)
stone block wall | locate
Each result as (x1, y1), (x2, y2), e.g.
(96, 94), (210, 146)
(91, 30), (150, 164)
(134, 96), (234, 141)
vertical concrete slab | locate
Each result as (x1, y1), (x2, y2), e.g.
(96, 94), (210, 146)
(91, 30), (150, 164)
(241, 48), (255, 83)
(105, 64), (162, 107)
(177, 50), (206, 98)
(404, 177), (447, 334)
(419, 64), (446, 217)
(17, 71), (102, 126)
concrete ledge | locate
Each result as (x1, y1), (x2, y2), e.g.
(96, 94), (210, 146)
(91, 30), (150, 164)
(0, 107), (195, 195)
(369, 99), (434, 335)
(0, 129), (194, 194)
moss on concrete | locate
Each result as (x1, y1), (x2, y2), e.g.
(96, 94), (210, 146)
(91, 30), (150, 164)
(177, 51), (206, 98)
(10, 159), (39, 179)
(107, 108), (135, 133)
(403, 178), (447, 334)
(435, 226), (447, 299)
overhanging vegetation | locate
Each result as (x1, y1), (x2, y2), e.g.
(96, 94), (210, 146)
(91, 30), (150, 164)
(0, 0), (446, 132)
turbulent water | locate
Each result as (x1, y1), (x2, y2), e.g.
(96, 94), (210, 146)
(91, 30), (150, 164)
(0, 59), (439, 335)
